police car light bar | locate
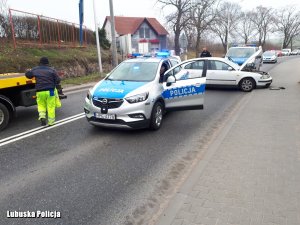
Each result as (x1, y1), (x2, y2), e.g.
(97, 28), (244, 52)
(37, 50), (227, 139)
(132, 53), (142, 58)
(156, 51), (170, 58)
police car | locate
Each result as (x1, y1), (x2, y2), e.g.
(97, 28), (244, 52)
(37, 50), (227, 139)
(84, 54), (207, 130)
(225, 45), (263, 71)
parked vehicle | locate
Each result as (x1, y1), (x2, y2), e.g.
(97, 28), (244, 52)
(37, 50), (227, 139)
(290, 49), (300, 55)
(262, 51), (278, 63)
(225, 46), (263, 71)
(84, 55), (206, 130)
(281, 49), (291, 56)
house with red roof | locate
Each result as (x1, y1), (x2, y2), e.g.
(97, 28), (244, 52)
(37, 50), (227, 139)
(103, 16), (168, 55)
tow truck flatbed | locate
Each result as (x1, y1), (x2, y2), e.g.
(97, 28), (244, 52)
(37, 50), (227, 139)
(0, 73), (35, 89)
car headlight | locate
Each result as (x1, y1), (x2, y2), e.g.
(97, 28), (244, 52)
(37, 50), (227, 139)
(125, 92), (149, 104)
(260, 74), (270, 79)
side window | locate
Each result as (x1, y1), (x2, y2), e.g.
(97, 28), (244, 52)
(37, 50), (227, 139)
(145, 28), (150, 38)
(139, 27), (150, 38)
(160, 61), (171, 83)
(215, 61), (231, 71)
(184, 61), (203, 70)
(175, 61), (204, 80)
(170, 59), (180, 67)
(208, 61), (216, 70)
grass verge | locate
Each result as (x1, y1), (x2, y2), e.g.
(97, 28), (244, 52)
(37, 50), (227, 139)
(60, 72), (107, 86)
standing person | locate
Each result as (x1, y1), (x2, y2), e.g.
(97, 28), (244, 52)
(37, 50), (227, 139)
(159, 63), (168, 83)
(199, 47), (212, 58)
(25, 57), (61, 126)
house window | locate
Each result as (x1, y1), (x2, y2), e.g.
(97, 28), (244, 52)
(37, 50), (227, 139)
(139, 27), (150, 38)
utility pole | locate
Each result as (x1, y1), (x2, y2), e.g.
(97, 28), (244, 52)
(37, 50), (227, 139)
(79, 0), (84, 46)
(109, 0), (118, 67)
(93, 0), (103, 73)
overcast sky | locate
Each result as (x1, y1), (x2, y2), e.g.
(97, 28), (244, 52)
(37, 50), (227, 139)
(5, 0), (300, 31)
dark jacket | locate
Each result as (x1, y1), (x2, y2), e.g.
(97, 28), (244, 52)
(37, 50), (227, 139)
(199, 50), (212, 58)
(25, 65), (61, 91)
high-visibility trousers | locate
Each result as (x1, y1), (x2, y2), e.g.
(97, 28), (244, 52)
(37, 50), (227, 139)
(36, 90), (56, 125)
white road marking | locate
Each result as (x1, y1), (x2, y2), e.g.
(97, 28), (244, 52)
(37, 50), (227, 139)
(0, 113), (85, 147)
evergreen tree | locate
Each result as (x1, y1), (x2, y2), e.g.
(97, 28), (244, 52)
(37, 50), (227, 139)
(97, 28), (110, 50)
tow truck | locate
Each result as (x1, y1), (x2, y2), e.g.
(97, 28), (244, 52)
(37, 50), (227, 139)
(0, 73), (66, 131)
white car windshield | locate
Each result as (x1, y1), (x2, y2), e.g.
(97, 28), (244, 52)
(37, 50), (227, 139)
(107, 62), (159, 82)
(227, 48), (256, 58)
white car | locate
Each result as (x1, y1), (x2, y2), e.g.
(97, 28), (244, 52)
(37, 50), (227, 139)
(178, 51), (272, 92)
(290, 49), (299, 55)
(262, 51), (278, 63)
(281, 49), (291, 56)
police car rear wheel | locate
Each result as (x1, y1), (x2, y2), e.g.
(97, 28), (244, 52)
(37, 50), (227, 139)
(150, 102), (163, 130)
(240, 78), (255, 92)
(0, 103), (10, 131)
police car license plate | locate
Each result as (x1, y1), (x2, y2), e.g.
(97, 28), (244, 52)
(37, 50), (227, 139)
(95, 113), (116, 120)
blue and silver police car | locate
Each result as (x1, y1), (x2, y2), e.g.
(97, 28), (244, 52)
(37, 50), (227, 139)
(225, 45), (263, 71)
(84, 55), (207, 130)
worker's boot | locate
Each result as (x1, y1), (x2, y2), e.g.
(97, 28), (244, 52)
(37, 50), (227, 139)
(40, 118), (47, 126)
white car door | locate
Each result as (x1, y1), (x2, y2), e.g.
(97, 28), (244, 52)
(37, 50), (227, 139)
(206, 59), (237, 86)
(162, 59), (207, 110)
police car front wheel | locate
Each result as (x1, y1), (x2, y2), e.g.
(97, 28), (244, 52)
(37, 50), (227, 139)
(150, 102), (163, 130)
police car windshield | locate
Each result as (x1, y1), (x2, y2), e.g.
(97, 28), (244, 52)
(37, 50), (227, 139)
(107, 62), (158, 82)
(227, 48), (255, 58)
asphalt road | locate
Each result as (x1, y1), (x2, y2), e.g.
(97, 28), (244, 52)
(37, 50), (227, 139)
(0, 55), (297, 225)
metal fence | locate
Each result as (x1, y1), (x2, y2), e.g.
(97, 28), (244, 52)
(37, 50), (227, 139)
(5, 8), (95, 48)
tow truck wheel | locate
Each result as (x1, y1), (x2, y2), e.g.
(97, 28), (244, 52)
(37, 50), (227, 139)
(149, 102), (163, 130)
(0, 102), (10, 131)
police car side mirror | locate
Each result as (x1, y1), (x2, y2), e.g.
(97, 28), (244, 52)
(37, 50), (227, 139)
(228, 67), (234, 71)
(256, 55), (262, 59)
(166, 75), (176, 86)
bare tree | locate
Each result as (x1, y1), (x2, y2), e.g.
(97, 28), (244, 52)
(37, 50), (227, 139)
(183, 22), (196, 50)
(190, 0), (218, 57)
(0, 0), (9, 38)
(210, 1), (242, 53)
(157, 0), (192, 55)
(236, 11), (257, 44)
(250, 6), (275, 48)
(275, 6), (300, 49)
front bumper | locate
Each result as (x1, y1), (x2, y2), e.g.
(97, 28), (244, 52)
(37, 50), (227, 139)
(263, 58), (277, 63)
(84, 97), (153, 129)
(257, 78), (272, 87)
(86, 117), (150, 129)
